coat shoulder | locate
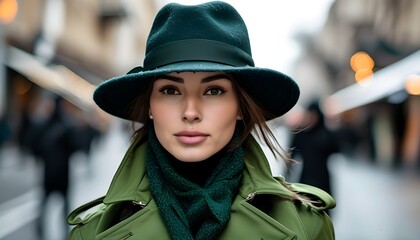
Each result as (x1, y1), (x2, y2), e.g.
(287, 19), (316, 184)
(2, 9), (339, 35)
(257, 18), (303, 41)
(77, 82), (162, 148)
(286, 181), (336, 239)
(289, 182), (336, 211)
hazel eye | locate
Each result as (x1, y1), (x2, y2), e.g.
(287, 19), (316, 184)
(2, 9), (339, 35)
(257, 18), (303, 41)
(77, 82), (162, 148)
(160, 87), (180, 95)
(205, 87), (225, 95)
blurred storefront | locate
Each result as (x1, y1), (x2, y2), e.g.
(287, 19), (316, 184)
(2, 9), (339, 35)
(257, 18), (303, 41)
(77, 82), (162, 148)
(1, 0), (420, 169)
(291, 0), (420, 169)
(1, 0), (157, 144)
(1, 1), (420, 239)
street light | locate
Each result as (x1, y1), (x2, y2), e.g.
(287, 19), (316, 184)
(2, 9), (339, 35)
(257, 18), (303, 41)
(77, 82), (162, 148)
(0, 0), (18, 116)
(350, 51), (375, 85)
(405, 74), (420, 95)
(0, 0), (17, 24)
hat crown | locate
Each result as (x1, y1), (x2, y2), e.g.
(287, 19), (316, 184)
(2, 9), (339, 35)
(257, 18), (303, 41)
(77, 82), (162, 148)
(144, 1), (253, 69)
(93, 1), (299, 122)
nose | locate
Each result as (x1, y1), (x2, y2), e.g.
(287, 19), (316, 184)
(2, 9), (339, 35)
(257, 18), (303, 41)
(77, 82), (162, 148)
(182, 98), (201, 122)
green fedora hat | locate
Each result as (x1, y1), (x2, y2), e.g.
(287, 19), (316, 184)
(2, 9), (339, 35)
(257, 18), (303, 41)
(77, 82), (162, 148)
(93, 1), (299, 122)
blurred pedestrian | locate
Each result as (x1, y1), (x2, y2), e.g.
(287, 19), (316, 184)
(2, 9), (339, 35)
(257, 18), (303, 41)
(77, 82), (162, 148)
(17, 90), (98, 239)
(67, 1), (335, 240)
(0, 116), (11, 148)
(290, 100), (340, 196)
(0, 115), (12, 163)
(17, 88), (56, 164)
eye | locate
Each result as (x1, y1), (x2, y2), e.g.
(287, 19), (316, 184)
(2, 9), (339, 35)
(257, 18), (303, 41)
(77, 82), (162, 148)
(205, 87), (226, 95)
(159, 86), (180, 95)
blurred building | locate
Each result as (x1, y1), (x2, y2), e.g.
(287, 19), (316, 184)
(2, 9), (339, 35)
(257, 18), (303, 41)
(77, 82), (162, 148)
(292, 0), (420, 168)
(6, 0), (156, 77)
(2, 0), (420, 169)
(2, 0), (157, 142)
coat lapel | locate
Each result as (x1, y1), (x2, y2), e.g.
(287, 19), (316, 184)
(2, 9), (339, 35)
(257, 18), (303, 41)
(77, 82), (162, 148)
(103, 139), (152, 205)
(218, 194), (297, 240)
(100, 136), (308, 239)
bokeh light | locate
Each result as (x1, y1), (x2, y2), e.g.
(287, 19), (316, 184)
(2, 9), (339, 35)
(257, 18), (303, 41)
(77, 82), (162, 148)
(350, 51), (375, 83)
(405, 74), (420, 95)
(0, 0), (18, 24)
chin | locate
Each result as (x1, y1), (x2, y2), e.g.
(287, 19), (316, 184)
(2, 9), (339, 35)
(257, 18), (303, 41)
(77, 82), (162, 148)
(172, 151), (212, 162)
(174, 156), (208, 163)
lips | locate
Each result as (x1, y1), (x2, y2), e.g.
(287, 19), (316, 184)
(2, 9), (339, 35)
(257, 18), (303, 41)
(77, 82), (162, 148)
(174, 131), (209, 145)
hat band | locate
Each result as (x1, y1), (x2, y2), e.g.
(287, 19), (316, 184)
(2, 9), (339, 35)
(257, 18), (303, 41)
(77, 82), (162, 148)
(143, 39), (255, 70)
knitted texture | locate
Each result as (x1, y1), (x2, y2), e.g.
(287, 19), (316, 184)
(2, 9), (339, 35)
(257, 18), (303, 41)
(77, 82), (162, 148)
(146, 131), (244, 240)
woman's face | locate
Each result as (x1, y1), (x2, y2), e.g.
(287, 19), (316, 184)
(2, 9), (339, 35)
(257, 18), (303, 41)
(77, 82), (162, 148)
(149, 72), (240, 162)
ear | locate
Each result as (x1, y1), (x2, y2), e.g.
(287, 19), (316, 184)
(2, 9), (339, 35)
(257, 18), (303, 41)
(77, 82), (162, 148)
(236, 115), (242, 120)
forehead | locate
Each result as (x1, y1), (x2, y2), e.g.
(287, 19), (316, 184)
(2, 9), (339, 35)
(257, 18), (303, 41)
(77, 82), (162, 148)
(156, 72), (232, 82)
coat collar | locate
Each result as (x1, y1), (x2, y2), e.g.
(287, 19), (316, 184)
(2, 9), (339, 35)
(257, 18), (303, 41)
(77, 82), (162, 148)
(238, 136), (293, 199)
(103, 138), (151, 205)
(103, 136), (293, 205)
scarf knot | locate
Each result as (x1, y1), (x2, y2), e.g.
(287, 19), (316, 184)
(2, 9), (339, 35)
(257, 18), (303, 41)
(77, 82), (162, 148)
(146, 131), (244, 240)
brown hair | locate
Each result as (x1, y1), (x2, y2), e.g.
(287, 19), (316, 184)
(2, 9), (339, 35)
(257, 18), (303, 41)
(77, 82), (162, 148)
(128, 74), (293, 166)
(127, 74), (318, 204)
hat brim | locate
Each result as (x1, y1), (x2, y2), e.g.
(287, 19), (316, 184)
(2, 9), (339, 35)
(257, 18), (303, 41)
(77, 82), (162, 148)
(93, 61), (299, 121)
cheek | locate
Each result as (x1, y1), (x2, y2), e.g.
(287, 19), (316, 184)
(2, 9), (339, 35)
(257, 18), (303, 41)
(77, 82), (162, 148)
(218, 101), (238, 120)
(150, 96), (177, 121)
(207, 102), (238, 131)
(151, 106), (177, 137)
(149, 102), (175, 143)
(151, 105), (175, 149)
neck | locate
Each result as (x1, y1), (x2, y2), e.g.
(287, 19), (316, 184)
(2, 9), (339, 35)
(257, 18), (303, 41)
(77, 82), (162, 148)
(168, 151), (224, 186)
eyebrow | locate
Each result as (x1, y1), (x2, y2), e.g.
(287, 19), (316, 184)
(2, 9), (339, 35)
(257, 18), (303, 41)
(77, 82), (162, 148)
(202, 74), (232, 83)
(156, 73), (232, 83)
(156, 75), (183, 83)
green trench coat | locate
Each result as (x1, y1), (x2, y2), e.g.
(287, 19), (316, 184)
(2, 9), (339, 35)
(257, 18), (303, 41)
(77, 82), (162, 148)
(68, 136), (336, 240)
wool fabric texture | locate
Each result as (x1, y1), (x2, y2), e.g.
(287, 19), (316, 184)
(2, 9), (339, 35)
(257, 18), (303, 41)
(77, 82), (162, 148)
(146, 130), (244, 240)
(93, 1), (299, 122)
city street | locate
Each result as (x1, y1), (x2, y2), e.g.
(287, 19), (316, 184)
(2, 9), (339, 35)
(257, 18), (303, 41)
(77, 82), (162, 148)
(1, 123), (420, 240)
(1, 1), (419, 240)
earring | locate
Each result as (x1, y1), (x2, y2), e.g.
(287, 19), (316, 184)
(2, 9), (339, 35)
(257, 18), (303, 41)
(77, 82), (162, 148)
(149, 114), (153, 119)
(236, 115), (242, 120)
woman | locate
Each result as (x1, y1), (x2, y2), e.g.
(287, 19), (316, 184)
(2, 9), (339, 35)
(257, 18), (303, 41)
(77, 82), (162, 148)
(68, 1), (336, 239)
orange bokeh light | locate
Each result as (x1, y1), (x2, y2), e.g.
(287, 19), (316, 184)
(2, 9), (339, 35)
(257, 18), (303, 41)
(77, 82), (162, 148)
(350, 51), (374, 72)
(405, 74), (420, 95)
(350, 51), (375, 83)
(355, 69), (373, 82)
(0, 0), (18, 24)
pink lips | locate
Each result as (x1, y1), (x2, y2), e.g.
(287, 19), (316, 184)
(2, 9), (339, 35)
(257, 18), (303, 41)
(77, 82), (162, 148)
(174, 131), (209, 145)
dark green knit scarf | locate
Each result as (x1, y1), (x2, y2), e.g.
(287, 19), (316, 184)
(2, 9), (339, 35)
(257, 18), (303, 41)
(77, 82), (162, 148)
(146, 131), (244, 240)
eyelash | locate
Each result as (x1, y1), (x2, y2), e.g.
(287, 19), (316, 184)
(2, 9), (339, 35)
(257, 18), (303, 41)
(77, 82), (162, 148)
(158, 86), (226, 95)
(204, 87), (226, 95)
(159, 86), (180, 95)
